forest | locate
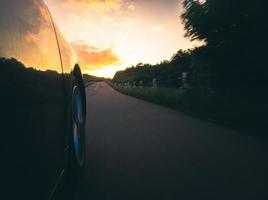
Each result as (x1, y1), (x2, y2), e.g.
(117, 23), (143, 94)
(113, 0), (268, 133)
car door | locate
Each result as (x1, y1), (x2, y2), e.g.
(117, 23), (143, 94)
(0, 0), (66, 199)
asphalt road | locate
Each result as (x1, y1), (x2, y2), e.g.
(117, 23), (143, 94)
(74, 82), (268, 200)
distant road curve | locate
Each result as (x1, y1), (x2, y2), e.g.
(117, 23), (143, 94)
(74, 82), (268, 200)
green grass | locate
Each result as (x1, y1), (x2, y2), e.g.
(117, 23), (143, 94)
(113, 86), (189, 112)
(112, 85), (267, 134)
(113, 86), (215, 118)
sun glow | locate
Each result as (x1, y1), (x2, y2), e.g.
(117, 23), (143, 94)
(84, 66), (125, 78)
(46, 0), (195, 78)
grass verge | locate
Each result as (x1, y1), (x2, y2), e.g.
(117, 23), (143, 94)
(113, 86), (193, 113)
(112, 85), (267, 135)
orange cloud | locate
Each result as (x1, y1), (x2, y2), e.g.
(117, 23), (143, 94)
(71, 41), (121, 70)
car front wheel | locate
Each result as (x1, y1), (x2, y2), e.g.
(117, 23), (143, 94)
(69, 79), (86, 176)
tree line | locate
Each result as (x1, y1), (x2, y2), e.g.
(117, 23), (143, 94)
(113, 50), (192, 87)
(113, 0), (268, 132)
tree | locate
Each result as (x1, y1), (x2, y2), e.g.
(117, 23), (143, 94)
(181, 0), (268, 93)
(181, 0), (268, 131)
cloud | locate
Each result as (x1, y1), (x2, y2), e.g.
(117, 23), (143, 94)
(71, 41), (121, 70)
(128, 3), (136, 11)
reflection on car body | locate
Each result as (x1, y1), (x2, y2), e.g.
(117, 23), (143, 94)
(0, 0), (86, 199)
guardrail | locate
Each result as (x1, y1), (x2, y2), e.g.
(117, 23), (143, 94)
(112, 77), (189, 89)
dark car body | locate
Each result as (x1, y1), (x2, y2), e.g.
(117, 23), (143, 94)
(0, 0), (86, 199)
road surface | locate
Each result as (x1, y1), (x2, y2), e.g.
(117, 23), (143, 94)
(74, 82), (268, 200)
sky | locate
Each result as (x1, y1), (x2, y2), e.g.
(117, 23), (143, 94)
(45, 0), (198, 78)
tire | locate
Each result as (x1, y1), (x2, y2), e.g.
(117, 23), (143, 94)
(69, 78), (86, 179)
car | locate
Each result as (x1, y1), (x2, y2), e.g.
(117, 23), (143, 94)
(0, 0), (86, 199)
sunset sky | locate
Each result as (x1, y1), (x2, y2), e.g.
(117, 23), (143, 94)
(45, 0), (198, 78)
